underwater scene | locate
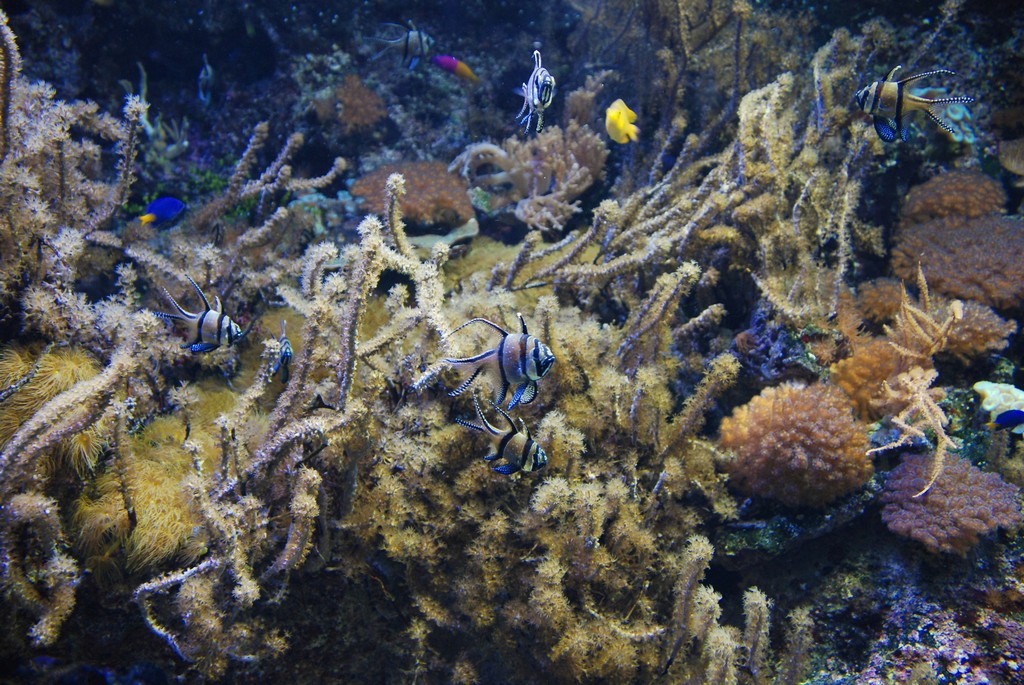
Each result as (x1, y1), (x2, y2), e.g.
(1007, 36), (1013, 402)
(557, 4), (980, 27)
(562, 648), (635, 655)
(1, 0), (1023, 682)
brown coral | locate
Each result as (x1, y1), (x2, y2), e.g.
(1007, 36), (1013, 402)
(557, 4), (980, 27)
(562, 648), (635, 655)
(719, 382), (872, 508)
(891, 215), (1024, 309)
(313, 74), (388, 136)
(899, 170), (1007, 226)
(351, 161), (474, 228)
(881, 453), (1022, 555)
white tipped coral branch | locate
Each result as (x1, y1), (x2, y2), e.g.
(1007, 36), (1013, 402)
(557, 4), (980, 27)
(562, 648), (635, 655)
(0, 493), (80, 646)
(133, 557), (222, 660)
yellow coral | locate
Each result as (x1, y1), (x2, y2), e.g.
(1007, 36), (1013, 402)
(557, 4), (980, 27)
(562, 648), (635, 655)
(0, 345), (107, 475)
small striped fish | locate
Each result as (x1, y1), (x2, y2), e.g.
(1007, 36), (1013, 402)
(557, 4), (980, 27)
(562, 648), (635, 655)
(516, 50), (555, 133)
(855, 65), (974, 142)
(155, 275), (243, 354)
(372, 22), (434, 70)
(456, 393), (547, 475)
(445, 313), (555, 410)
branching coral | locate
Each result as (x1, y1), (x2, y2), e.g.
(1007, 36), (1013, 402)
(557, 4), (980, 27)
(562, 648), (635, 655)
(450, 116), (608, 235)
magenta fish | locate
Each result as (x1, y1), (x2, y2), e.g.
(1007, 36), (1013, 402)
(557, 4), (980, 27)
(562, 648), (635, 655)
(430, 55), (480, 83)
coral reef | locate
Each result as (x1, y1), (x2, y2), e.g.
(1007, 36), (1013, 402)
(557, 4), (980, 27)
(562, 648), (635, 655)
(719, 381), (872, 508)
(881, 452), (1022, 555)
(312, 73), (388, 137)
(450, 116), (608, 235)
(0, 0), (1022, 682)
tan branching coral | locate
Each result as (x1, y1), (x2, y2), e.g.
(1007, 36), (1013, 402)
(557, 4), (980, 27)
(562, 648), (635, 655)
(450, 119), (607, 235)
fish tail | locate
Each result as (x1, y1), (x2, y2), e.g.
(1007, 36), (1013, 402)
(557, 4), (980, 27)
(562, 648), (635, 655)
(139, 213), (156, 225)
(160, 288), (191, 318)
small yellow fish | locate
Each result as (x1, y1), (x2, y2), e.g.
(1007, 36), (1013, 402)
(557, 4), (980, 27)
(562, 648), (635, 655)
(605, 98), (639, 144)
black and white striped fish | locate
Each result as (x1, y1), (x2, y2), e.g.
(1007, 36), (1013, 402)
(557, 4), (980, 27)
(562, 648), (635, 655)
(445, 313), (555, 410)
(855, 65), (974, 142)
(456, 393), (547, 475)
(516, 50), (555, 133)
(155, 275), (243, 354)
(372, 22), (434, 70)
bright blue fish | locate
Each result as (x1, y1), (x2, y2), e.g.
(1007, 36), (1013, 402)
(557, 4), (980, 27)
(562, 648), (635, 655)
(139, 197), (186, 226)
(987, 409), (1024, 431)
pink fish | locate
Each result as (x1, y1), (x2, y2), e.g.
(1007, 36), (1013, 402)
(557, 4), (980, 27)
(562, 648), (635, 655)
(430, 55), (480, 84)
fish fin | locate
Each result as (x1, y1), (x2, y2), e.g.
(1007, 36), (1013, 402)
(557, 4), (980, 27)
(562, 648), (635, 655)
(446, 317), (509, 340)
(494, 382), (509, 408)
(448, 366), (485, 397)
(185, 274), (213, 312)
(884, 65), (902, 81)
(493, 463), (521, 475)
(160, 288), (193, 318)
(186, 342), (220, 354)
(407, 56), (419, 70)
(507, 384), (527, 410)
(473, 394), (505, 436)
(924, 109), (956, 135)
(444, 349), (497, 366)
(926, 95), (975, 106)
(518, 382), (538, 406)
(482, 453), (500, 461)
(487, 400), (518, 433)
(455, 417), (486, 433)
(153, 310), (186, 322)
(213, 296), (223, 313)
(873, 116), (897, 142)
(517, 312), (529, 335)
(897, 68), (956, 85)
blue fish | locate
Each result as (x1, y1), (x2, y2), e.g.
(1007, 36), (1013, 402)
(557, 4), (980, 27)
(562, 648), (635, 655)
(139, 197), (186, 226)
(987, 409), (1024, 431)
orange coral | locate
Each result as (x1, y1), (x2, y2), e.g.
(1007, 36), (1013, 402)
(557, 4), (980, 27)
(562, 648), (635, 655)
(831, 338), (916, 420)
(719, 382), (872, 508)
(891, 215), (1024, 309)
(351, 161), (474, 228)
(945, 300), (1016, 362)
(855, 278), (904, 324)
(313, 74), (387, 136)
(899, 170), (1007, 226)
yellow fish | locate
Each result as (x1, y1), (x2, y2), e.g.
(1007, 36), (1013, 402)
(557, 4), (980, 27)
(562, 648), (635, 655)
(605, 98), (639, 144)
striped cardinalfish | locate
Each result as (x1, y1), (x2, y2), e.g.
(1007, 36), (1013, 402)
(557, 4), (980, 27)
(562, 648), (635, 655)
(154, 275), (243, 353)
(516, 50), (555, 133)
(456, 393), (548, 475)
(372, 22), (434, 70)
(445, 313), (555, 410)
(855, 65), (974, 142)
